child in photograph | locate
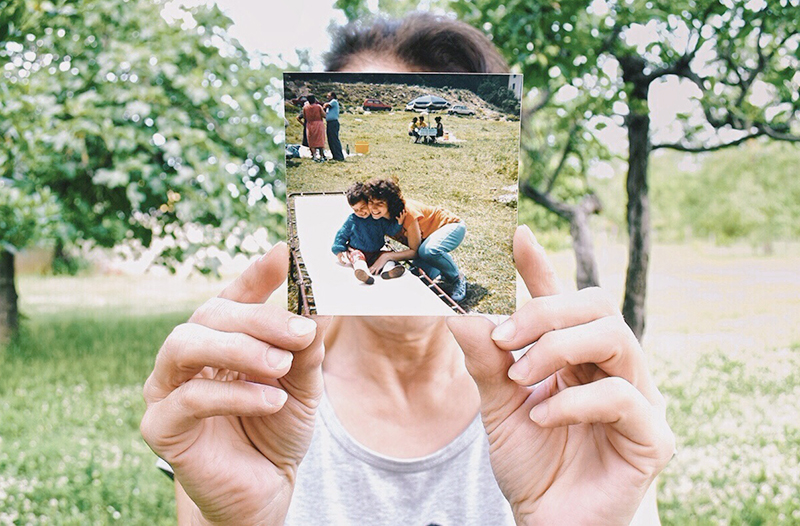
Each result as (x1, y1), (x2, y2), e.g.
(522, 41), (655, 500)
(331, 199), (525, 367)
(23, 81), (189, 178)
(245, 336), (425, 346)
(332, 182), (405, 284)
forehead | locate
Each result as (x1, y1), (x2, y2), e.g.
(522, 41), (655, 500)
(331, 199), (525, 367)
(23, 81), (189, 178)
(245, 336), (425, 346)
(337, 52), (422, 73)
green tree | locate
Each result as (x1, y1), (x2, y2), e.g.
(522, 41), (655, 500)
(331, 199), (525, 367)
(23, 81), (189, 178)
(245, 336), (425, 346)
(0, 0), (285, 341)
(451, 0), (800, 338)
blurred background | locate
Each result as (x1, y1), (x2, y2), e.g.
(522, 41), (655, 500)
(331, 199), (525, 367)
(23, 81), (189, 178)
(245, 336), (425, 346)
(1, 0), (799, 523)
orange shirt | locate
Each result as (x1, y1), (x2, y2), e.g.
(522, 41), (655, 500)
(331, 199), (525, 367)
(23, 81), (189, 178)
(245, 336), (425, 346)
(394, 198), (461, 245)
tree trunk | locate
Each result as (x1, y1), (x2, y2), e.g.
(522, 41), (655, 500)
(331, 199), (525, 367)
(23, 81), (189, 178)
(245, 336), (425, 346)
(622, 110), (651, 340)
(521, 182), (602, 290)
(0, 250), (19, 343)
(570, 194), (602, 289)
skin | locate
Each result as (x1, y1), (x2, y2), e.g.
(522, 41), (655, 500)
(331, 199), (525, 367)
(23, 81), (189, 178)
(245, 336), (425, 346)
(366, 197), (421, 275)
(140, 54), (674, 526)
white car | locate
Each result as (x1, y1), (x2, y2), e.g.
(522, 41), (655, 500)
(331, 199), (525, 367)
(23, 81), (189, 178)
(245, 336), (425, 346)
(447, 105), (475, 116)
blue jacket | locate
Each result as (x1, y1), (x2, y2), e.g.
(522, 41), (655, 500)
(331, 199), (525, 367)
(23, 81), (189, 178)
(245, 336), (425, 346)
(331, 214), (401, 254)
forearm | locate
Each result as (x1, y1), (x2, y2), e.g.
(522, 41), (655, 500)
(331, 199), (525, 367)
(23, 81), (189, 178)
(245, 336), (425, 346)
(388, 248), (417, 261)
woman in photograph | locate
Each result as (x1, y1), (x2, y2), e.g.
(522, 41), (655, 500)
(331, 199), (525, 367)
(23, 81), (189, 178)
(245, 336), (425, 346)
(141, 12), (672, 526)
(302, 95), (327, 162)
(365, 177), (468, 302)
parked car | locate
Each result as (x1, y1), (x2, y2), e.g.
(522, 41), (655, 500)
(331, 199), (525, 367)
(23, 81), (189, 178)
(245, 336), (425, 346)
(405, 95), (450, 112)
(363, 98), (392, 111)
(447, 105), (475, 116)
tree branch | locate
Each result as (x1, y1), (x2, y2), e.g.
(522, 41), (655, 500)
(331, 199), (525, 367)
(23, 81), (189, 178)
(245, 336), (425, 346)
(520, 180), (573, 220)
(546, 121), (579, 194)
(652, 131), (763, 152)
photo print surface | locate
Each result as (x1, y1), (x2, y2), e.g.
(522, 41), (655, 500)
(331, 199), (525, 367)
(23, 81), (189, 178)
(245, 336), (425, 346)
(284, 72), (522, 316)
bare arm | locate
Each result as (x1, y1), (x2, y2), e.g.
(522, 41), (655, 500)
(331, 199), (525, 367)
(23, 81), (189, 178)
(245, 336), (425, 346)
(369, 218), (422, 273)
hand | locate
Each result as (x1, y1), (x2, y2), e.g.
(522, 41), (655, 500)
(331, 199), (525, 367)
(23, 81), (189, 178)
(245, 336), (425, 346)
(368, 252), (395, 275)
(336, 252), (349, 266)
(140, 243), (330, 525)
(447, 226), (674, 525)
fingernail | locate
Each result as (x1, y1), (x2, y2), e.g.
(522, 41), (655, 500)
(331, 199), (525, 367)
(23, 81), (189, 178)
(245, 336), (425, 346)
(524, 225), (538, 245)
(265, 348), (293, 369)
(507, 355), (529, 382)
(530, 402), (548, 424)
(263, 387), (288, 408)
(288, 316), (316, 337)
(491, 318), (517, 342)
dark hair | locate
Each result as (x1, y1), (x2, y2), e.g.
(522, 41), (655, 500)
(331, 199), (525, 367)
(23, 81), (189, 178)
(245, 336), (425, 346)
(412, 117), (418, 122)
(346, 181), (369, 206)
(329, 91), (337, 99)
(307, 95), (317, 104)
(366, 178), (406, 220)
(435, 116), (441, 122)
(324, 13), (509, 73)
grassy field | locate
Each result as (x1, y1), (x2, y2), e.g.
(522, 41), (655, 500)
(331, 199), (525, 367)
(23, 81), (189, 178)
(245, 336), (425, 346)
(286, 107), (519, 314)
(2, 240), (799, 524)
(542, 239), (800, 525)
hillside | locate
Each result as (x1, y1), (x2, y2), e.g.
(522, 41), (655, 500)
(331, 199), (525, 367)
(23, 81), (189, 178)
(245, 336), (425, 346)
(284, 80), (516, 120)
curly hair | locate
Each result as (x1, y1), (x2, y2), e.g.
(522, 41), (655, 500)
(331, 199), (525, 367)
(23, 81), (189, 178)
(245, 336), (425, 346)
(366, 178), (406, 221)
(345, 181), (369, 206)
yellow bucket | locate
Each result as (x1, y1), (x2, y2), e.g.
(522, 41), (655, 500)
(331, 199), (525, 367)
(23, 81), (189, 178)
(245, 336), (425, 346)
(355, 141), (369, 154)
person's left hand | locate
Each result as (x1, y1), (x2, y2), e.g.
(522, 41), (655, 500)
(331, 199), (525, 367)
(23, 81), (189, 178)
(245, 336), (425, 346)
(448, 226), (675, 525)
(369, 252), (395, 275)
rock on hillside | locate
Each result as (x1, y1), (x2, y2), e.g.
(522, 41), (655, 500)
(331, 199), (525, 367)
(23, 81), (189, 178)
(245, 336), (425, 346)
(284, 80), (516, 120)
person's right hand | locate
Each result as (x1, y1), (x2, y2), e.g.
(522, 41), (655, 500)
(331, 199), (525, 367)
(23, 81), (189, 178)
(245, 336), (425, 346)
(448, 226), (674, 525)
(141, 243), (329, 525)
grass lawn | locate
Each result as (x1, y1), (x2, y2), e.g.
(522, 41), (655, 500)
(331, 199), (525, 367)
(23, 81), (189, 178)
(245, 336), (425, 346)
(540, 239), (800, 525)
(2, 240), (799, 524)
(286, 108), (519, 314)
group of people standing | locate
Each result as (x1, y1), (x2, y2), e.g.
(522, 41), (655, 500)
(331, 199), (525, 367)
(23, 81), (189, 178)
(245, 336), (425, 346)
(408, 115), (444, 144)
(296, 92), (345, 162)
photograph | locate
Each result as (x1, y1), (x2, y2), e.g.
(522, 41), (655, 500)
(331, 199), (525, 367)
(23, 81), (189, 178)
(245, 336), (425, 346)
(1, 1), (799, 525)
(284, 72), (522, 316)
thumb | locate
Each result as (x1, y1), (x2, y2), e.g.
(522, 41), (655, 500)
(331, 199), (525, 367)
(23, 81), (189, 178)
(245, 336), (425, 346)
(515, 226), (562, 298)
(447, 315), (529, 433)
(280, 315), (332, 402)
(218, 243), (289, 304)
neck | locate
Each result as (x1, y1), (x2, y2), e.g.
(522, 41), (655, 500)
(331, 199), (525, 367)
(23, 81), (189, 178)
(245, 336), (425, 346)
(323, 316), (480, 457)
(325, 316), (461, 387)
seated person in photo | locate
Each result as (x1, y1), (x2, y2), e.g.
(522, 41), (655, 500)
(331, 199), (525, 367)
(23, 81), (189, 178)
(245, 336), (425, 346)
(331, 182), (405, 285)
(408, 116), (420, 143)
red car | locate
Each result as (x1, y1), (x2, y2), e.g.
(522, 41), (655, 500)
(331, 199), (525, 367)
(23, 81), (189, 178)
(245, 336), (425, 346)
(362, 98), (392, 111)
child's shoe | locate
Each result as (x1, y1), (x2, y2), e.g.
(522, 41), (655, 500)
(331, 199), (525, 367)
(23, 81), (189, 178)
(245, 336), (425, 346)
(381, 265), (405, 280)
(355, 268), (374, 285)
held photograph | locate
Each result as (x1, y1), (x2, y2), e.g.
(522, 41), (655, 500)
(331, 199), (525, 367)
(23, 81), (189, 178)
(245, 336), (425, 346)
(284, 72), (522, 315)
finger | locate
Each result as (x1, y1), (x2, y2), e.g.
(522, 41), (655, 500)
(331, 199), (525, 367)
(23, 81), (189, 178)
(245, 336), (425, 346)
(141, 379), (287, 454)
(218, 242), (289, 304)
(490, 286), (619, 351)
(529, 376), (673, 465)
(447, 315), (528, 432)
(514, 225), (562, 298)
(143, 324), (295, 403)
(189, 298), (317, 351)
(507, 315), (643, 387)
(280, 315), (331, 401)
